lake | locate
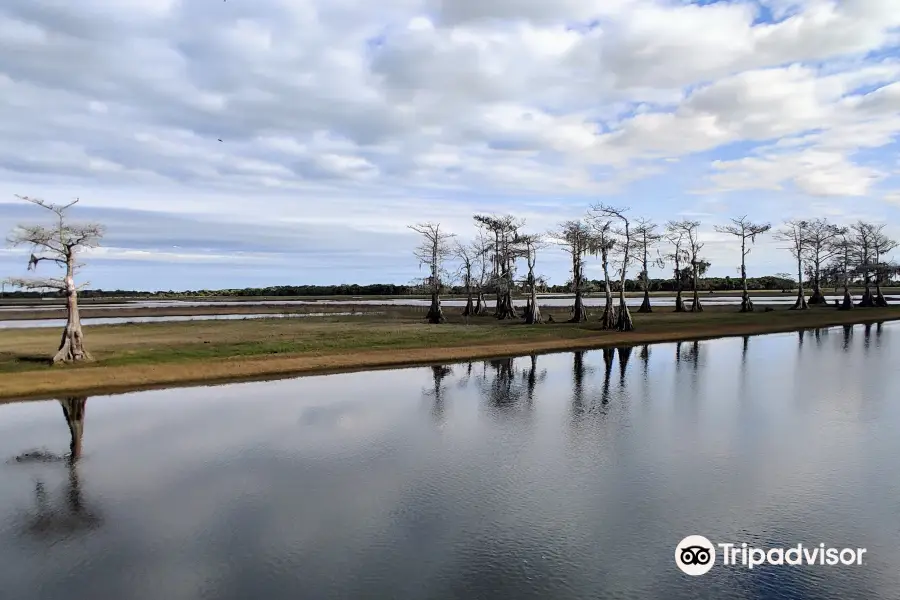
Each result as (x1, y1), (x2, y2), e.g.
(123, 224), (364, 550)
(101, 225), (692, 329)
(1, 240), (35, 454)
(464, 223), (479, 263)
(1, 323), (898, 599)
(0, 311), (373, 329)
(5, 294), (888, 314)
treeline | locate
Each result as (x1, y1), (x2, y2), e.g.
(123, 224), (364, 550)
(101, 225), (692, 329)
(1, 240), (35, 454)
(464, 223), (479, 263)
(408, 208), (900, 329)
(0, 276), (807, 300)
(0, 284), (414, 299)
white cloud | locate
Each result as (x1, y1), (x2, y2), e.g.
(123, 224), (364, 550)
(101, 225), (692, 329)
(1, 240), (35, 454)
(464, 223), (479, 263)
(0, 0), (899, 288)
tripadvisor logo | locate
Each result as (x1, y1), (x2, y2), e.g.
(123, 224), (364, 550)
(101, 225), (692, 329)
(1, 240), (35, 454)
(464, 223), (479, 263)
(675, 536), (867, 576)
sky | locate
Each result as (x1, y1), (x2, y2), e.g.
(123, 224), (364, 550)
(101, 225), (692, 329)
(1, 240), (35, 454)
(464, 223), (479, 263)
(0, 0), (899, 291)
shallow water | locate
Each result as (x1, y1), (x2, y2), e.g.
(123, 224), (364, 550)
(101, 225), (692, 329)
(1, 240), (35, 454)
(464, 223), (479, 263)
(3, 294), (880, 313)
(1, 323), (898, 599)
(0, 311), (371, 329)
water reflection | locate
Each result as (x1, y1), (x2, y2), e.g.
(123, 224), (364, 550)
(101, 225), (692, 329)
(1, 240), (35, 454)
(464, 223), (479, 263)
(639, 344), (650, 376)
(522, 354), (547, 404)
(570, 351), (591, 419)
(843, 325), (854, 351)
(617, 347), (632, 387)
(601, 348), (615, 406)
(11, 396), (102, 540)
(424, 365), (454, 423)
(1, 323), (899, 600)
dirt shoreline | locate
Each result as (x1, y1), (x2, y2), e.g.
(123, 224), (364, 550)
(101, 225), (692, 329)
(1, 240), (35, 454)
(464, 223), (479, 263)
(1, 309), (896, 403)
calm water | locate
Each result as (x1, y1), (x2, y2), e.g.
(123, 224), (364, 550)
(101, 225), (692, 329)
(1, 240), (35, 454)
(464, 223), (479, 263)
(4, 294), (883, 314)
(0, 312), (371, 329)
(1, 323), (899, 599)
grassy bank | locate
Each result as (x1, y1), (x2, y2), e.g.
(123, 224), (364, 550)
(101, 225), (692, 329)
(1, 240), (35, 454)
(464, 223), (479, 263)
(1, 304), (898, 401)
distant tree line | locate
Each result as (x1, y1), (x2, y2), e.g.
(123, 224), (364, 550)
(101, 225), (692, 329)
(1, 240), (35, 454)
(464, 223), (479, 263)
(0, 274), (832, 300)
(408, 211), (900, 328)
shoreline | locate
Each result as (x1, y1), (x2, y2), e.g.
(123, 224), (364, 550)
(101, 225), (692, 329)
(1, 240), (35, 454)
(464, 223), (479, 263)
(2, 288), (898, 313)
(1, 308), (896, 403)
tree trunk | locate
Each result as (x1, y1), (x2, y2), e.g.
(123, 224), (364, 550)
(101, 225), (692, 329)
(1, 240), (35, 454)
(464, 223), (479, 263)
(875, 283), (888, 307)
(570, 289), (587, 323)
(54, 274), (91, 363)
(790, 256), (808, 310)
(600, 285), (616, 329)
(616, 295), (634, 331)
(462, 286), (474, 316)
(426, 292), (446, 324)
(739, 253), (753, 312)
(690, 264), (703, 312)
(600, 254), (617, 329)
(496, 290), (518, 319)
(474, 291), (486, 315)
(524, 286), (542, 324)
(839, 285), (853, 310)
(858, 285), (875, 307)
(808, 285), (826, 304)
(674, 289), (685, 312)
(808, 260), (826, 304)
(616, 275), (634, 332)
(638, 288), (652, 313)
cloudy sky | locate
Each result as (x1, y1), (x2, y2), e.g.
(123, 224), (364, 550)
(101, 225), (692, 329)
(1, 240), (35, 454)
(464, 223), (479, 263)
(0, 0), (898, 291)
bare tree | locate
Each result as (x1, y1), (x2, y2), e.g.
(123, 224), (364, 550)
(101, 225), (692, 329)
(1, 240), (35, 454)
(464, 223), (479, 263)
(715, 216), (771, 312)
(550, 220), (592, 323)
(871, 225), (898, 306)
(409, 222), (455, 324)
(668, 220), (704, 312)
(6, 196), (104, 363)
(802, 219), (843, 305)
(849, 221), (877, 307)
(823, 227), (853, 310)
(592, 204), (635, 331)
(474, 214), (523, 319)
(453, 240), (477, 318)
(587, 213), (618, 329)
(633, 218), (664, 313)
(519, 234), (546, 324)
(774, 220), (810, 310)
(472, 231), (491, 315)
(665, 223), (688, 312)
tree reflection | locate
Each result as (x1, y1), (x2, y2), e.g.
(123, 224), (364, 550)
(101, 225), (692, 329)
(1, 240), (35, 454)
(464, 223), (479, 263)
(741, 335), (750, 367)
(570, 350), (595, 419)
(521, 354), (547, 405)
(679, 341), (700, 371)
(476, 357), (537, 415)
(600, 348), (615, 405)
(863, 323), (872, 352)
(617, 347), (632, 387)
(813, 328), (824, 347)
(424, 365), (454, 423)
(12, 396), (102, 539)
(639, 344), (650, 379)
(842, 325), (853, 351)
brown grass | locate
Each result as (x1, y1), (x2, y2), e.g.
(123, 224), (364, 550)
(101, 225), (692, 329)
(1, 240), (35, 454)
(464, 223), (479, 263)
(1, 304), (897, 401)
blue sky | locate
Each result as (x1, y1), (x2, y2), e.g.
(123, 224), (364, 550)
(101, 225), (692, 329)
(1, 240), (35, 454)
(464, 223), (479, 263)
(1, 0), (899, 291)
